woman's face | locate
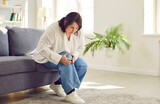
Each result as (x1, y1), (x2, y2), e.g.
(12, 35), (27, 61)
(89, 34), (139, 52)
(65, 22), (79, 35)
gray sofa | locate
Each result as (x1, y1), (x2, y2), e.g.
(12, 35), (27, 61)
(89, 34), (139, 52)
(0, 27), (59, 95)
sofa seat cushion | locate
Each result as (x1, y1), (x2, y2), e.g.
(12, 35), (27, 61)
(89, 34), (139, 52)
(0, 56), (36, 76)
(35, 63), (58, 72)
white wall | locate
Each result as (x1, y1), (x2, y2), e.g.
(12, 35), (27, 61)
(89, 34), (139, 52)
(28, 0), (36, 28)
(82, 0), (160, 76)
(157, 0), (160, 33)
(36, 0), (56, 29)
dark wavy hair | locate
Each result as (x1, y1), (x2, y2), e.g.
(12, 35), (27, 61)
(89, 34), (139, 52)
(58, 12), (82, 34)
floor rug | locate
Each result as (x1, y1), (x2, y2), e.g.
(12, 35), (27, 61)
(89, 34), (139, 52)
(10, 89), (160, 104)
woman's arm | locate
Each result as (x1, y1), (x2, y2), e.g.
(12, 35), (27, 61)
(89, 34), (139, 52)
(37, 24), (62, 65)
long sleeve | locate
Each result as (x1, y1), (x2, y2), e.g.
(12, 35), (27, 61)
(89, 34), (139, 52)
(35, 24), (62, 65)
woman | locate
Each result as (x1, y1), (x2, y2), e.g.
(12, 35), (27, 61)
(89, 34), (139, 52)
(33, 12), (88, 104)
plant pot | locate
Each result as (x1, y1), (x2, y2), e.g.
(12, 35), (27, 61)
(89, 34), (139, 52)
(105, 48), (114, 57)
(2, 0), (8, 5)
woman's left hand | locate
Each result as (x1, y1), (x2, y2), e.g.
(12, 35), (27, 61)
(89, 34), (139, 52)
(69, 53), (75, 64)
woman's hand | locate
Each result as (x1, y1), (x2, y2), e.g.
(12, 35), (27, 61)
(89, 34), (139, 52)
(69, 54), (75, 64)
(60, 53), (72, 65)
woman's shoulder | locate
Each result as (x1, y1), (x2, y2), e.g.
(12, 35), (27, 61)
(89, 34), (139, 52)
(49, 21), (59, 29)
(48, 21), (61, 32)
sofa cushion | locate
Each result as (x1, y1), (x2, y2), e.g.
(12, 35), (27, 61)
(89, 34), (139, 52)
(0, 28), (9, 56)
(35, 63), (57, 72)
(0, 56), (36, 76)
(7, 27), (44, 56)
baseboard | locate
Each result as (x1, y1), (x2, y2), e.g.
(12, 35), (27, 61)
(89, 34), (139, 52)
(88, 65), (160, 76)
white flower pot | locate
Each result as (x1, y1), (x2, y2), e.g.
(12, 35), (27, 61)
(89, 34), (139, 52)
(105, 48), (114, 57)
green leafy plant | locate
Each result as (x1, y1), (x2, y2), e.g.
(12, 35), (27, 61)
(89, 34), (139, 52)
(83, 24), (131, 56)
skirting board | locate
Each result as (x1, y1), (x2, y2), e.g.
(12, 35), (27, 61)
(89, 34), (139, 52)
(88, 65), (160, 76)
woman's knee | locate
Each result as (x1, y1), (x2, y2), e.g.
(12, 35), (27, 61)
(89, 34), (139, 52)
(78, 61), (88, 71)
(66, 54), (72, 59)
(76, 58), (88, 69)
(59, 52), (72, 59)
(83, 62), (88, 71)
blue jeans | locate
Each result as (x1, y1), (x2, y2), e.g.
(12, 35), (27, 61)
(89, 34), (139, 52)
(43, 52), (88, 94)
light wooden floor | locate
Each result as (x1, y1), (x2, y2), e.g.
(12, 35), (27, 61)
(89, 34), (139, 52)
(82, 69), (160, 98)
(1, 69), (160, 104)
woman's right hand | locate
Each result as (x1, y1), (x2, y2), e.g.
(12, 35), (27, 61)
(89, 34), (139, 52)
(60, 53), (72, 65)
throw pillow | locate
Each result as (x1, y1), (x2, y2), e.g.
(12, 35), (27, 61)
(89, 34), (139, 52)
(7, 27), (44, 56)
(0, 28), (9, 56)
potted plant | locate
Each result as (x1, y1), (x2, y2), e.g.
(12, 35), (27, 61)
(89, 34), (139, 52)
(83, 24), (131, 57)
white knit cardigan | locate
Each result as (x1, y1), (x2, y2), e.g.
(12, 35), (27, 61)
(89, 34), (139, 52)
(32, 22), (85, 65)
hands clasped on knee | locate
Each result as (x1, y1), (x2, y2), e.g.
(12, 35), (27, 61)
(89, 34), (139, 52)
(60, 53), (75, 65)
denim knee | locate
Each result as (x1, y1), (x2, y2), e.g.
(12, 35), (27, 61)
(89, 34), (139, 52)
(81, 60), (88, 73)
(59, 52), (72, 59)
(78, 61), (88, 73)
(83, 63), (88, 72)
(81, 60), (88, 70)
(66, 54), (72, 59)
